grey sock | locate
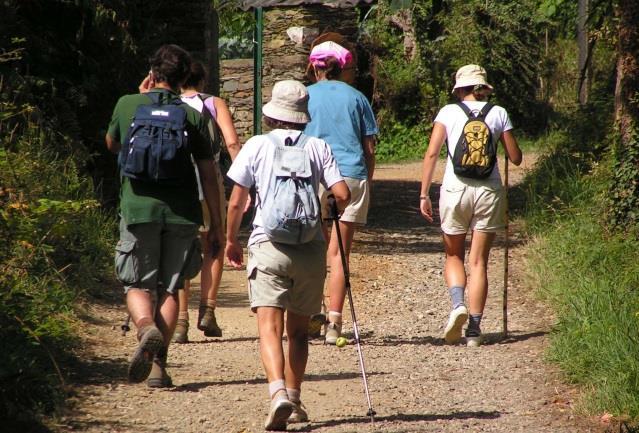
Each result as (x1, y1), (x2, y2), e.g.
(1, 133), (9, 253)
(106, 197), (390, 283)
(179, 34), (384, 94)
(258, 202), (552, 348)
(449, 286), (465, 310)
(468, 314), (483, 333)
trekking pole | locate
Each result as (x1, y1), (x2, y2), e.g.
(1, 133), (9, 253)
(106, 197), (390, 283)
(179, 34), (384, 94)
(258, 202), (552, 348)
(502, 156), (509, 339)
(121, 314), (131, 336)
(327, 195), (376, 424)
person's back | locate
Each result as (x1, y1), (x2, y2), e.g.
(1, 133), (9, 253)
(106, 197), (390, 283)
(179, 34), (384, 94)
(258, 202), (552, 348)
(305, 80), (373, 180)
(106, 44), (225, 388)
(225, 80), (350, 430)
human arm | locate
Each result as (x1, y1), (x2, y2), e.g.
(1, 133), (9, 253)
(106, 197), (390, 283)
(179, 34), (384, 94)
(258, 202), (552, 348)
(500, 130), (522, 166)
(362, 135), (376, 181)
(225, 184), (249, 269)
(213, 97), (241, 161)
(196, 158), (225, 255)
(105, 133), (120, 154)
(330, 180), (351, 213)
(420, 122), (447, 223)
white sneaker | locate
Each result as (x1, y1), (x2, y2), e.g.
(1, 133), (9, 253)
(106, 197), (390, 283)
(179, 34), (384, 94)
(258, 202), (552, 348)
(443, 305), (468, 344)
(324, 321), (342, 345)
(264, 395), (294, 431)
(288, 400), (308, 423)
(466, 335), (482, 347)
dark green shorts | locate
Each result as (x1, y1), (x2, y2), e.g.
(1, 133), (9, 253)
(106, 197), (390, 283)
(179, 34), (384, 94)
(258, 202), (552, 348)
(114, 220), (201, 294)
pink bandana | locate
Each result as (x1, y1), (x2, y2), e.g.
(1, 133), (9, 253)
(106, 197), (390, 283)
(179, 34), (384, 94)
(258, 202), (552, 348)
(309, 41), (352, 68)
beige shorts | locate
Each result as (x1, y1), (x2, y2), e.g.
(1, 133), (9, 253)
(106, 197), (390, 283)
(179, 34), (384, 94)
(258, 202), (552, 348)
(247, 240), (326, 316)
(320, 177), (370, 224)
(439, 182), (505, 234)
(201, 163), (227, 232)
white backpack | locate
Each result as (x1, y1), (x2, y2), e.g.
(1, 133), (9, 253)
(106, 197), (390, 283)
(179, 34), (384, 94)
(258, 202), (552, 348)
(257, 132), (321, 244)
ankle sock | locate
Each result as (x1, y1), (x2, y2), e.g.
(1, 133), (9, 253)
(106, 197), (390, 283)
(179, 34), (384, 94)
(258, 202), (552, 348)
(287, 388), (300, 403)
(268, 379), (287, 399)
(204, 299), (216, 309)
(449, 286), (465, 310)
(178, 311), (189, 321)
(328, 311), (342, 324)
(468, 313), (483, 333)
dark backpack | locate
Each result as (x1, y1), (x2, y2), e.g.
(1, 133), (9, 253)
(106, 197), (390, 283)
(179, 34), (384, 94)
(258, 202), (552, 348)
(119, 92), (193, 184)
(447, 102), (496, 179)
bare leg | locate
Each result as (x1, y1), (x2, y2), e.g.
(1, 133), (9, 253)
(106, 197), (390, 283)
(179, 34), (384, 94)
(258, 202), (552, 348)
(442, 233), (467, 289)
(326, 221), (356, 314)
(177, 282), (190, 318)
(126, 289), (155, 328)
(284, 311), (310, 390)
(256, 307), (286, 382)
(467, 231), (495, 315)
(154, 291), (179, 344)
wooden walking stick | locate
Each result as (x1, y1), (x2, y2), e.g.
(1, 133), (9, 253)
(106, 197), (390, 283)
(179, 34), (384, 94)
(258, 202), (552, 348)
(502, 155), (509, 339)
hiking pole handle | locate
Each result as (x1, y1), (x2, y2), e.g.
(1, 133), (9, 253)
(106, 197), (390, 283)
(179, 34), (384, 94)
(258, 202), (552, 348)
(326, 194), (340, 221)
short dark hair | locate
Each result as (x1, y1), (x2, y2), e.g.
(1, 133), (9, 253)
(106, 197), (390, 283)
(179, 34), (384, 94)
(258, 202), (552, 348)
(183, 60), (207, 90)
(149, 44), (192, 90)
(454, 85), (491, 101)
(264, 116), (305, 131)
(313, 56), (342, 80)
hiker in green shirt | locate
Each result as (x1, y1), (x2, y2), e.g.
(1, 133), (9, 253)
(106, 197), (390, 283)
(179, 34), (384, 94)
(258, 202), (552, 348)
(105, 44), (224, 387)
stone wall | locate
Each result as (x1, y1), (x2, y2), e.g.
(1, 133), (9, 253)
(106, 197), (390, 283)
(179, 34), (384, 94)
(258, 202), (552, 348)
(219, 5), (361, 142)
(220, 59), (255, 142)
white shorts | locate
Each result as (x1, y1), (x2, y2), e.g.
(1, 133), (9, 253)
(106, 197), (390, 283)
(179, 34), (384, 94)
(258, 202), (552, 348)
(320, 177), (370, 224)
(439, 182), (505, 234)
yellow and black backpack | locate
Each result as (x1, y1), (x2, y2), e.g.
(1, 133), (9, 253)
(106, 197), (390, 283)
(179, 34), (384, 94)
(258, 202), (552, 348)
(447, 102), (496, 179)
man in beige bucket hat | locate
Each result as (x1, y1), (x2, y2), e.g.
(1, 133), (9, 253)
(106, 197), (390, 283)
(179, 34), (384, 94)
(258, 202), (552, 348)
(225, 80), (350, 430)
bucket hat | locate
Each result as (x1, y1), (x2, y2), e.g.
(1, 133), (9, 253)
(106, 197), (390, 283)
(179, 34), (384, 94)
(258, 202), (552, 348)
(309, 41), (352, 68)
(452, 64), (494, 93)
(262, 80), (310, 124)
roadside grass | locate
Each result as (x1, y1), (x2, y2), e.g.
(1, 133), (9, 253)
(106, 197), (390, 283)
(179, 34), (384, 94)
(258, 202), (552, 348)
(522, 130), (639, 420)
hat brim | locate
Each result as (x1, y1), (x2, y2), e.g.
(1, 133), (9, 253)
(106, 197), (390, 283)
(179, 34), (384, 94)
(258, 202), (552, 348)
(262, 102), (310, 124)
(452, 79), (494, 94)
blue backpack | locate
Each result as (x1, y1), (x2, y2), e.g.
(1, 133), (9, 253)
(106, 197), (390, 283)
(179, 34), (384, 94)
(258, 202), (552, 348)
(257, 132), (321, 244)
(119, 92), (192, 184)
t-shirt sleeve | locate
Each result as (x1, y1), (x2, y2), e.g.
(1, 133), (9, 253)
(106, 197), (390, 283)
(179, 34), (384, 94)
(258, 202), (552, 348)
(107, 96), (126, 142)
(434, 105), (454, 125)
(359, 95), (379, 137)
(501, 107), (514, 132)
(227, 137), (256, 188)
(318, 139), (344, 189)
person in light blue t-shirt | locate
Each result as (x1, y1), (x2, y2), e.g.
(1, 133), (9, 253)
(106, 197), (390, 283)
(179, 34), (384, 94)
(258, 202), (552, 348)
(304, 41), (379, 345)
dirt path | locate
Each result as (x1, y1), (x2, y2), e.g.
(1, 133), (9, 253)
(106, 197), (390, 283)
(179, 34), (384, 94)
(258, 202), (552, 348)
(52, 159), (602, 433)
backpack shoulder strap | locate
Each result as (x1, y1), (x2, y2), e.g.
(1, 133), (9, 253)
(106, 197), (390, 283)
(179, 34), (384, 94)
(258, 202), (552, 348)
(456, 102), (473, 118)
(478, 102), (495, 118)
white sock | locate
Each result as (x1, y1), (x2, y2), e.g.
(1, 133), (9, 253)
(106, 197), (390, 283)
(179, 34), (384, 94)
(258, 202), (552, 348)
(268, 379), (287, 400)
(328, 311), (342, 324)
(287, 388), (301, 403)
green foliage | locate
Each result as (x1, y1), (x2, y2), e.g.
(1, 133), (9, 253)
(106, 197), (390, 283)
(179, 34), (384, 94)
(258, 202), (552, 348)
(608, 125), (639, 230)
(376, 122), (430, 162)
(216, 1), (254, 59)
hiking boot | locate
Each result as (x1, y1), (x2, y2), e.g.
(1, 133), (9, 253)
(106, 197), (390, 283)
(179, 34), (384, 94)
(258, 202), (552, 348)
(288, 400), (309, 423)
(308, 313), (326, 339)
(172, 318), (189, 344)
(198, 305), (222, 337)
(147, 351), (173, 388)
(128, 325), (164, 383)
(443, 305), (468, 344)
(325, 321), (342, 345)
(465, 327), (482, 348)
(264, 392), (294, 431)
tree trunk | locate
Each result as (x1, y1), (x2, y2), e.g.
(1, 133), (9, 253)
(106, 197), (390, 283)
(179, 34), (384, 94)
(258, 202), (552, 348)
(577, 0), (589, 105)
(610, 0), (639, 230)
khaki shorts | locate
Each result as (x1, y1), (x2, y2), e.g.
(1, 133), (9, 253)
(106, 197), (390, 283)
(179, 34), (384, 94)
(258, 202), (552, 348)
(320, 177), (370, 224)
(439, 182), (505, 235)
(247, 240), (326, 316)
(201, 163), (227, 232)
(114, 220), (201, 294)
